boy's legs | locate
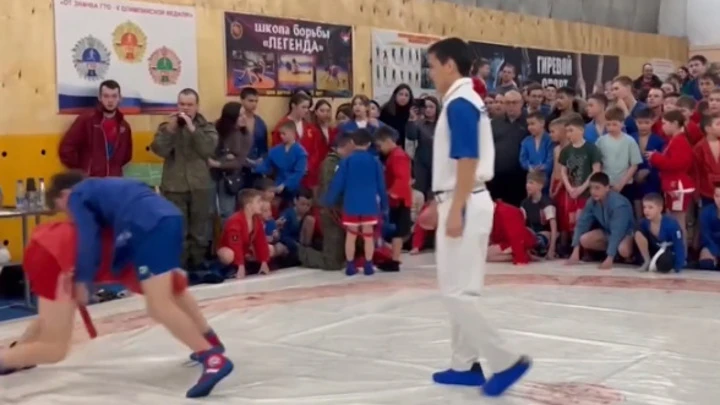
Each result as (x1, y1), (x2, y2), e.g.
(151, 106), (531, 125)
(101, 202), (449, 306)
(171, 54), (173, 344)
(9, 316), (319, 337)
(578, 229), (607, 252)
(1, 274), (76, 370)
(634, 230), (653, 270)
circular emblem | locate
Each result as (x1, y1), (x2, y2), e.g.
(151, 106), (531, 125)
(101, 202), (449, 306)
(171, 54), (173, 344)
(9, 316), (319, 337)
(208, 355), (222, 367)
(112, 21), (147, 63)
(148, 47), (182, 85)
(230, 21), (244, 40)
(72, 35), (111, 81)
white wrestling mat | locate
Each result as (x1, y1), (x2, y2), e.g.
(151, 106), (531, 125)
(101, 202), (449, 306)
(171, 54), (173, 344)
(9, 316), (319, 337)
(1, 254), (720, 405)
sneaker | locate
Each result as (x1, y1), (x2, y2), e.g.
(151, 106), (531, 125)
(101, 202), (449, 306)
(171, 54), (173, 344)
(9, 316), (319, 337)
(432, 362), (486, 386)
(186, 351), (234, 398)
(482, 356), (532, 397)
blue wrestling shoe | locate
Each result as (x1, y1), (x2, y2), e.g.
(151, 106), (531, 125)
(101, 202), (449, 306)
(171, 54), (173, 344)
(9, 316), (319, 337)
(186, 350), (234, 398)
(432, 361), (486, 386)
(363, 261), (375, 276)
(188, 331), (225, 363)
(482, 355), (532, 397)
(345, 261), (358, 276)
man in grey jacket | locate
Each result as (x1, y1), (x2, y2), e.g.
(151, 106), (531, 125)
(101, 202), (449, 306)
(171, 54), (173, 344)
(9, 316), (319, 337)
(151, 88), (218, 269)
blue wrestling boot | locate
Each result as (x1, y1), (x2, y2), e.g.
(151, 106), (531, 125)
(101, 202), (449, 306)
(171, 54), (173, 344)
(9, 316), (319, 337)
(186, 349), (234, 398)
(432, 361), (486, 386)
(363, 261), (375, 276)
(188, 330), (225, 363)
(482, 355), (532, 397)
(345, 261), (358, 276)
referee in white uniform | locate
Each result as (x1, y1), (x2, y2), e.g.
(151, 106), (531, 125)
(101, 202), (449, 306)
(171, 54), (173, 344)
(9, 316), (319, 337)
(426, 38), (531, 397)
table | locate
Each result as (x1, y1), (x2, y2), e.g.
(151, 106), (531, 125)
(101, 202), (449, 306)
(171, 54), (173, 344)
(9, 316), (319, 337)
(0, 207), (54, 309)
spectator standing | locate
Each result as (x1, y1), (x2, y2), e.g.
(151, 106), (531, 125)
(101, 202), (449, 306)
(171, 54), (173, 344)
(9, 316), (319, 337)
(151, 88), (218, 269)
(59, 80), (132, 177)
(210, 102), (253, 222)
(633, 63), (663, 94)
(380, 84), (414, 148)
(488, 89), (528, 206)
(405, 96), (439, 199)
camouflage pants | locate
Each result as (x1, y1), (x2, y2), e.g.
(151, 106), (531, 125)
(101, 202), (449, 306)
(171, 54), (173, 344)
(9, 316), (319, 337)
(298, 209), (345, 270)
(163, 189), (213, 268)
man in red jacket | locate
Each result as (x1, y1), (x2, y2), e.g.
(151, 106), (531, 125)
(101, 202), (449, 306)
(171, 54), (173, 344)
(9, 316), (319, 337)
(58, 80), (133, 177)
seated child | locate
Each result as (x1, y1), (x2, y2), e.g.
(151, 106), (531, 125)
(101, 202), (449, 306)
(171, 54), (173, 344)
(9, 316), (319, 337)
(253, 121), (308, 203)
(634, 193), (685, 273)
(217, 189), (271, 278)
(261, 201), (283, 258)
(567, 172), (635, 270)
(277, 188), (316, 262)
(375, 126), (413, 271)
(487, 200), (540, 265)
(520, 170), (558, 259)
(698, 183), (720, 270)
(323, 129), (389, 276)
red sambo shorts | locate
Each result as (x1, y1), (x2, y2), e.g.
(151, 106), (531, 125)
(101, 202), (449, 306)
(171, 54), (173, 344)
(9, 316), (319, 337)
(24, 222), (187, 301)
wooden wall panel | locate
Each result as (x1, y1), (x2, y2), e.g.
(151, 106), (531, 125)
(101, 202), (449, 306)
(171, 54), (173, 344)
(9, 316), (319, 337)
(0, 0), (688, 258)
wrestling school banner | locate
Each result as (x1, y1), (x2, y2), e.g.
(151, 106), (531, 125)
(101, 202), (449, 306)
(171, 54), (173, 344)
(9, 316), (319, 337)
(224, 13), (353, 97)
(371, 29), (441, 104)
(53, 0), (197, 114)
(467, 42), (620, 99)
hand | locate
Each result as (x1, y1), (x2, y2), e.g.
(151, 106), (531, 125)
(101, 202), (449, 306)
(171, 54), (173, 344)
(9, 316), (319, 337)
(568, 187), (581, 199)
(409, 248), (420, 255)
(259, 263), (270, 275)
(178, 113), (195, 132)
(409, 107), (419, 121)
(546, 249), (557, 260)
(207, 158), (221, 168)
(74, 283), (90, 306)
(566, 249), (580, 265)
(235, 265), (246, 279)
(445, 206), (464, 238)
(644, 151), (655, 160)
(599, 257), (613, 270)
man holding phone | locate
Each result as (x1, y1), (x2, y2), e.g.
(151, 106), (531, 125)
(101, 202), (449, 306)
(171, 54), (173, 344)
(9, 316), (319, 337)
(151, 88), (219, 271)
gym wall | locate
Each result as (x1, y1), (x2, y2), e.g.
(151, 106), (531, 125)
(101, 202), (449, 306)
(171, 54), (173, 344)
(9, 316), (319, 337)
(0, 0), (688, 259)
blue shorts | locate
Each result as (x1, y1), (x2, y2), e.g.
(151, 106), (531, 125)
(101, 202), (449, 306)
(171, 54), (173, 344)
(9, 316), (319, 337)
(533, 231), (549, 256)
(130, 216), (184, 281)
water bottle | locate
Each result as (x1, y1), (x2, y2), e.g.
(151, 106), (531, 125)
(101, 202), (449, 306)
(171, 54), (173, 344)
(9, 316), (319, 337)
(38, 178), (46, 209)
(26, 178), (38, 211)
(15, 180), (26, 210)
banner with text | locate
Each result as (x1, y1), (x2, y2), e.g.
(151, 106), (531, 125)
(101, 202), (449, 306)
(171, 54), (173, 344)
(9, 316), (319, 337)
(224, 13), (353, 97)
(371, 29), (441, 104)
(468, 42), (619, 99)
(54, 0), (197, 114)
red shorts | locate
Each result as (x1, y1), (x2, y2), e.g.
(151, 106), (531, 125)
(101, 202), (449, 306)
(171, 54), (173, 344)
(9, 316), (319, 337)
(342, 213), (378, 226)
(665, 190), (692, 212)
(555, 188), (587, 233)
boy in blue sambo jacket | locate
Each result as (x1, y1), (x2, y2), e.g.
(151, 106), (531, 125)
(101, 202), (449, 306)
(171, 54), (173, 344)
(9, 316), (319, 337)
(698, 183), (720, 270)
(253, 120), (308, 203)
(323, 129), (389, 276)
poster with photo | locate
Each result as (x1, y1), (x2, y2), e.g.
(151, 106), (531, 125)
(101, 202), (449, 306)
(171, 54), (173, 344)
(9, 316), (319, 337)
(468, 42), (619, 99)
(224, 13), (353, 97)
(53, 0), (197, 114)
(371, 29), (441, 104)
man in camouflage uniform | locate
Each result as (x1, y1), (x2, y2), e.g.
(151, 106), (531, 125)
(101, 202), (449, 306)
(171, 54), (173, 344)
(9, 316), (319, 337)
(151, 88), (218, 269)
(298, 135), (354, 270)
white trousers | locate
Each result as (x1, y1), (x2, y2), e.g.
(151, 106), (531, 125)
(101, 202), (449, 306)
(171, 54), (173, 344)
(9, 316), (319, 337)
(436, 190), (518, 372)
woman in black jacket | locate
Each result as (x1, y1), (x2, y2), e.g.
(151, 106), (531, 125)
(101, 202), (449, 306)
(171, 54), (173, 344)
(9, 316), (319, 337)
(405, 96), (439, 199)
(380, 84), (414, 148)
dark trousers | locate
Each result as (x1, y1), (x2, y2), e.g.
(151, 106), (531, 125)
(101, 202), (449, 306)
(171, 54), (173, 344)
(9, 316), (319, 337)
(164, 189), (214, 268)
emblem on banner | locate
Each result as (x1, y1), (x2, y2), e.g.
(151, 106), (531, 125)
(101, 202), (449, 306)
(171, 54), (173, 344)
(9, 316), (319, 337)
(230, 21), (244, 40)
(148, 47), (182, 85)
(112, 21), (147, 63)
(72, 35), (111, 81)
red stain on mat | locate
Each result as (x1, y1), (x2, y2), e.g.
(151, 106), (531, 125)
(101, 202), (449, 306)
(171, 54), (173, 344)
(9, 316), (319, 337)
(515, 382), (625, 404)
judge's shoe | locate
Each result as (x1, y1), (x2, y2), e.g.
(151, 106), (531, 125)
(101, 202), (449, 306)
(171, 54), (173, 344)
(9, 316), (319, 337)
(482, 356), (532, 397)
(432, 362), (486, 386)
